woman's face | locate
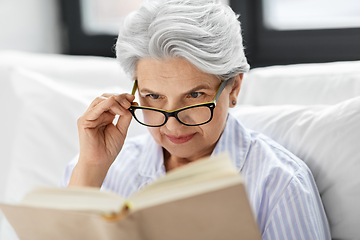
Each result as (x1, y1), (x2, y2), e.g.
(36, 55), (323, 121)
(135, 58), (242, 161)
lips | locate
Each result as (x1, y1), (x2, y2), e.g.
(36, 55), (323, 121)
(165, 133), (196, 144)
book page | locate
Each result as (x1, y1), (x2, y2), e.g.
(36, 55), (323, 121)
(20, 187), (125, 215)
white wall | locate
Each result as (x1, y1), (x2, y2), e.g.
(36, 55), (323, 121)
(0, 0), (62, 53)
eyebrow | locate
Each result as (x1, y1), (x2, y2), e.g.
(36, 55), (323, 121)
(139, 88), (161, 95)
(186, 84), (213, 93)
(139, 84), (213, 95)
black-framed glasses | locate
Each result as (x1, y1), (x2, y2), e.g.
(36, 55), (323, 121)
(129, 80), (228, 127)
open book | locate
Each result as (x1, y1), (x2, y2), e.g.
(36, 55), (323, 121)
(0, 153), (261, 240)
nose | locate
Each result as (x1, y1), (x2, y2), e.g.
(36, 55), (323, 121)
(163, 115), (183, 132)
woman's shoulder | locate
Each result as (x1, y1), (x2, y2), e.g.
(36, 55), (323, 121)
(227, 114), (316, 201)
(241, 129), (326, 233)
(245, 132), (329, 237)
(242, 125), (314, 194)
(221, 114), (309, 175)
(246, 129), (309, 176)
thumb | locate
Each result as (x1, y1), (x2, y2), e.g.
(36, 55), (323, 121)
(115, 112), (133, 137)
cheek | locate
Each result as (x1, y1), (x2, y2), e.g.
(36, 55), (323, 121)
(208, 102), (229, 132)
(147, 127), (167, 147)
(148, 127), (160, 139)
(213, 101), (229, 122)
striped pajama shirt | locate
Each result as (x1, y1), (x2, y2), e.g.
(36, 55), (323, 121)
(61, 114), (331, 239)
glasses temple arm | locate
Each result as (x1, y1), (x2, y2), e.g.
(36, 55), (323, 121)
(214, 80), (228, 104)
(131, 80), (138, 96)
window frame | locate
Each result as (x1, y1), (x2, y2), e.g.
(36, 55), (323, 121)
(59, 0), (360, 66)
(59, 0), (117, 57)
(231, 0), (360, 67)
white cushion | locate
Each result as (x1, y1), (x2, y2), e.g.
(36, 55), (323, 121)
(231, 96), (360, 240)
(239, 61), (360, 105)
(0, 50), (130, 87)
(0, 67), (19, 210)
(0, 50), (131, 200)
(0, 68), (146, 239)
(0, 51), (132, 232)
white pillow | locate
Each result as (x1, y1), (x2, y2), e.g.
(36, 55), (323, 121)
(0, 51), (132, 217)
(231, 97), (360, 240)
(0, 50), (131, 88)
(0, 66), (20, 208)
(239, 61), (360, 105)
(0, 68), (146, 239)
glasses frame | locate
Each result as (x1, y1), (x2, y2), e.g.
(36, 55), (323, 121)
(129, 80), (228, 127)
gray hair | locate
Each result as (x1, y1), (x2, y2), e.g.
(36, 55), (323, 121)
(116, 0), (250, 81)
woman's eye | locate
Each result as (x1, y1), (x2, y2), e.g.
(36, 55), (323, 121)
(189, 92), (203, 98)
(148, 94), (160, 99)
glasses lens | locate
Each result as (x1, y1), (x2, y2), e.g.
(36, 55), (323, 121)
(177, 106), (212, 125)
(133, 108), (166, 126)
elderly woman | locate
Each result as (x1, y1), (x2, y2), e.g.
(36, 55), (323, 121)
(62, 0), (331, 239)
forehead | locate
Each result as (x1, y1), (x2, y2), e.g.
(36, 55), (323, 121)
(135, 58), (219, 89)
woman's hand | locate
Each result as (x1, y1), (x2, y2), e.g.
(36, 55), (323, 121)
(69, 93), (135, 188)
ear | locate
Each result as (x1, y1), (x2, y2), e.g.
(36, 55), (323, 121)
(228, 73), (243, 108)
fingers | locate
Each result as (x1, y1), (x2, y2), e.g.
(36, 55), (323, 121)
(87, 112), (116, 129)
(116, 111), (133, 136)
(79, 93), (135, 130)
(88, 93), (134, 110)
(101, 93), (135, 105)
(86, 94), (134, 121)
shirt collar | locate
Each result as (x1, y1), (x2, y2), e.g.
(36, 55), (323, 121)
(212, 114), (252, 172)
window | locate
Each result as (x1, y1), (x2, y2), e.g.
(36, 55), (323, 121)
(231, 0), (360, 67)
(60, 0), (360, 65)
(263, 0), (360, 30)
(60, 0), (229, 56)
(80, 0), (229, 35)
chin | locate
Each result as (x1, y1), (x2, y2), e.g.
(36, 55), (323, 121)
(165, 140), (212, 160)
(163, 141), (197, 156)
